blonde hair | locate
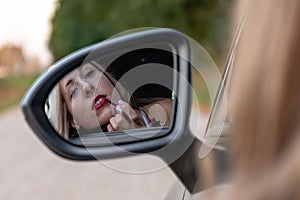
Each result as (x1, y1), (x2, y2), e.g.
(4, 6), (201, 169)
(223, 0), (300, 199)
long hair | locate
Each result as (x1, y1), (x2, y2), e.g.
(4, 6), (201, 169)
(225, 0), (300, 199)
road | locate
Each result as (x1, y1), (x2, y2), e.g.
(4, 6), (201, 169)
(0, 107), (181, 200)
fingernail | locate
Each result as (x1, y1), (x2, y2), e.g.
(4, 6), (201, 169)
(118, 99), (124, 104)
(116, 105), (123, 114)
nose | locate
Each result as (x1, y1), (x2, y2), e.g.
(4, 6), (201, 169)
(78, 78), (94, 97)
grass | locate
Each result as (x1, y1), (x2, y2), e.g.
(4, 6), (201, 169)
(0, 75), (38, 113)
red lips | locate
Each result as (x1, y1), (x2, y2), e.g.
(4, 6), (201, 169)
(93, 94), (108, 110)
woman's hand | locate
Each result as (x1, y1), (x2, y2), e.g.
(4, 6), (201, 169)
(107, 100), (140, 131)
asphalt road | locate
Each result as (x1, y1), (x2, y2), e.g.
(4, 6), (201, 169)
(0, 107), (180, 200)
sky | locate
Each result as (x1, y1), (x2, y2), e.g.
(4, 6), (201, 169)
(0, 0), (56, 66)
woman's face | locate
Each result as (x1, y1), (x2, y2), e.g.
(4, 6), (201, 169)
(59, 63), (121, 129)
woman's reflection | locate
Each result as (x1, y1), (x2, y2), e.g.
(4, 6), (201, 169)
(58, 61), (172, 138)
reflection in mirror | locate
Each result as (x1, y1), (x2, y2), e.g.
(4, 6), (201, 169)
(45, 48), (176, 141)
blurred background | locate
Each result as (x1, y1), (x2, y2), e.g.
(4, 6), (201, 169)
(0, 0), (234, 113)
(0, 0), (234, 199)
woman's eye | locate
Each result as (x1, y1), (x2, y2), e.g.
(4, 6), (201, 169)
(70, 87), (78, 98)
(84, 70), (95, 79)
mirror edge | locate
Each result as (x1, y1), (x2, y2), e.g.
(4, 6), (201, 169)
(21, 28), (193, 161)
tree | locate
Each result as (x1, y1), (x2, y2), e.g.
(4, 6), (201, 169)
(49, 0), (233, 67)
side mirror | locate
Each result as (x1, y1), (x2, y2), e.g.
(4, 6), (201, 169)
(22, 28), (193, 160)
(22, 28), (229, 193)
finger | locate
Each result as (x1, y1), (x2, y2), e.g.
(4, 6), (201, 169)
(117, 100), (139, 123)
(148, 104), (167, 126)
(107, 123), (114, 132)
(121, 112), (132, 124)
(113, 113), (137, 130)
(109, 117), (119, 131)
(115, 112), (131, 126)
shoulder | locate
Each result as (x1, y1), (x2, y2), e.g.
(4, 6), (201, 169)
(143, 98), (172, 114)
(142, 98), (173, 126)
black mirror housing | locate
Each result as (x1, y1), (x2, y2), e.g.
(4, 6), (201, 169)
(21, 28), (193, 161)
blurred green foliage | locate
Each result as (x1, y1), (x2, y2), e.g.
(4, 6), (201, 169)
(49, 0), (234, 67)
(0, 75), (38, 113)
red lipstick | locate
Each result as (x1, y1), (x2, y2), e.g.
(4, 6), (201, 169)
(93, 94), (108, 110)
(93, 95), (117, 110)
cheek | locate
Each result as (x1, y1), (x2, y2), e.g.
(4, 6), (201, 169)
(97, 78), (117, 95)
(71, 98), (99, 129)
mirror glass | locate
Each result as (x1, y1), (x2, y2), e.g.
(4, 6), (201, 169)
(45, 48), (176, 143)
